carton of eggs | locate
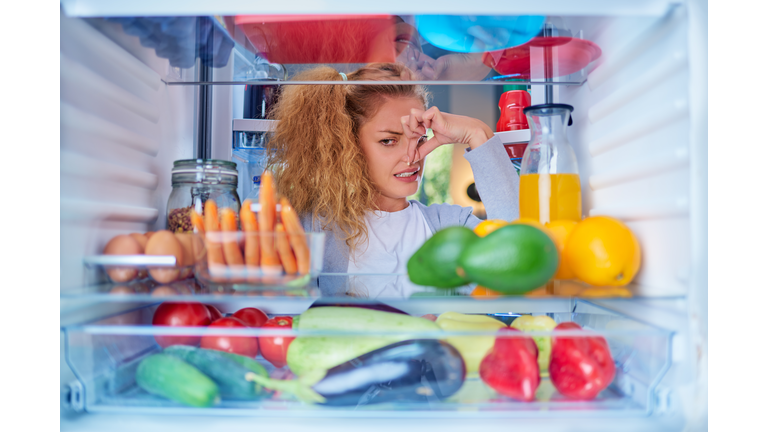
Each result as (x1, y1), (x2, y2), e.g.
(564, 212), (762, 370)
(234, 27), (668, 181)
(102, 230), (197, 285)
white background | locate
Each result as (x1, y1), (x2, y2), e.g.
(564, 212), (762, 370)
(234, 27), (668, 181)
(0, 1), (761, 431)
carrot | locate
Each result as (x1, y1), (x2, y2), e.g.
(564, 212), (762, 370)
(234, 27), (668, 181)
(191, 210), (206, 235)
(275, 223), (298, 275)
(258, 170), (281, 270)
(240, 199), (260, 267)
(220, 207), (244, 266)
(203, 199), (226, 268)
(279, 196), (311, 274)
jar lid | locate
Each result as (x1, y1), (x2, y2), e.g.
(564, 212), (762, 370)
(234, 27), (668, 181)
(522, 103), (574, 115)
(172, 159), (238, 177)
(523, 103), (574, 126)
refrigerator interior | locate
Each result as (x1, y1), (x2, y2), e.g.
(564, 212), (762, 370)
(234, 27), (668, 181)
(59, 1), (707, 430)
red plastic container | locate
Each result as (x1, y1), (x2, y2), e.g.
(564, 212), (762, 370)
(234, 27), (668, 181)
(234, 15), (397, 64)
(482, 37), (602, 79)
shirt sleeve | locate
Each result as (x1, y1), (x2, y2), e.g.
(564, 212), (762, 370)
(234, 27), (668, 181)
(463, 134), (521, 221)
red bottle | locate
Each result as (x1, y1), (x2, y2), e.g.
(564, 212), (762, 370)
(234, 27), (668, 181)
(496, 90), (532, 132)
(497, 90), (532, 161)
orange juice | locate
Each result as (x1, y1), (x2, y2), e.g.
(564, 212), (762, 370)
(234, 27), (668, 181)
(519, 173), (582, 223)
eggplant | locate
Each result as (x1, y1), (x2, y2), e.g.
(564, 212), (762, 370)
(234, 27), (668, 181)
(309, 298), (409, 315)
(248, 339), (466, 406)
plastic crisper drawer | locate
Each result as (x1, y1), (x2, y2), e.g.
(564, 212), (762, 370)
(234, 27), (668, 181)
(62, 299), (672, 418)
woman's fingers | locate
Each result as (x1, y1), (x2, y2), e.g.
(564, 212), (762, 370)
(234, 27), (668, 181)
(400, 114), (423, 164)
(403, 107), (450, 163)
(407, 108), (428, 136)
(413, 136), (443, 163)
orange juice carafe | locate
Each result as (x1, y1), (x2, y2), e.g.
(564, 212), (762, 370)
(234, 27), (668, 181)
(519, 104), (582, 223)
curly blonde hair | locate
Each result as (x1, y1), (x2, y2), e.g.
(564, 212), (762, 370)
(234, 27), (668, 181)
(266, 63), (429, 253)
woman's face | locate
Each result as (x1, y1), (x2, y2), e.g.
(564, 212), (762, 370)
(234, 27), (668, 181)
(358, 96), (427, 212)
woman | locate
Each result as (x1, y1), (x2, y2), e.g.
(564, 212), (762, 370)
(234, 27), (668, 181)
(266, 63), (520, 296)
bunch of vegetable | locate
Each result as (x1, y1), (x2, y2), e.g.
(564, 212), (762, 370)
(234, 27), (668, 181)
(135, 347), (270, 407)
(191, 170), (311, 282)
(142, 302), (617, 407)
(151, 301), (294, 369)
(434, 311), (506, 374)
(245, 306), (467, 406)
(478, 318), (616, 402)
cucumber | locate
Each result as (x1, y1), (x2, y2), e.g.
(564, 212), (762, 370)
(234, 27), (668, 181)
(135, 354), (219, 407)
(164, 346), (266, 400)
(216, 351), (270, 394)
(216, 351), (269, 376)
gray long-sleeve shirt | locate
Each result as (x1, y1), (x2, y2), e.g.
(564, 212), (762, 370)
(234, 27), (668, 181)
(300, 134), (520, 295)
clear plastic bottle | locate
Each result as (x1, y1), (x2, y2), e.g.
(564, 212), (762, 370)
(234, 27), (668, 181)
(519, 103), (581, 223)
(245, 175), (261, 203)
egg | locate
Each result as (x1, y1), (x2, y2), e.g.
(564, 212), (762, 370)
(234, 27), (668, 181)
(103, 234), (143, 282)
(133, 282), (151, 294)
(129, 233), (148, 251)
(127, 234), (149, 278)
(174, 233), (196, 279)
(171, 280), (194, 295)
(109, 285), (136, 295)
(189, 233), (206, 262)
(145, 230), (183, 284)
(151, 285), (180, 297)
(101, 309), (144, 325)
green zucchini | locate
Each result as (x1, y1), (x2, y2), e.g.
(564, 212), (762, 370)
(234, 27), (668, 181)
(135, 354), (219, 407)
(294, 307), (440, 332)
(287, 307), (441, 377)
(164, 346), (266, 400)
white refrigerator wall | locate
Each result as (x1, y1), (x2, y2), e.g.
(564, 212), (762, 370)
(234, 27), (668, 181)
(60, 14), (197, 290)
(558, 8), (694, 297)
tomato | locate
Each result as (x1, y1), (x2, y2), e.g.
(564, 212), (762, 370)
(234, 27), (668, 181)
(258, 316), (294, 368)
(232, 307), (269, 327)
(152, 302), (212, 348)
(205, 304), (224, 321)
(200, 317), (259, 357)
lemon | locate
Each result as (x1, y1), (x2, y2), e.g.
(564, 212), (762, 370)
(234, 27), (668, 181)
(470, 285), (501, 299)
(564, 216), (641, 286)
(473, 219), (508, 237)
(545, 220), (578, 279)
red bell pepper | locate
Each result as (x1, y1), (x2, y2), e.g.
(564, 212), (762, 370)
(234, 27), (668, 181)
(549, 322), (616, 400)
(479, 327), (540, 402)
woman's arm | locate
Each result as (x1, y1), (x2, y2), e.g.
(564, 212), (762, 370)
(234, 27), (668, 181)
(463, 135), (520, 221)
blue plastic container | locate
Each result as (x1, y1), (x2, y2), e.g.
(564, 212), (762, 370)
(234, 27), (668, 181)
(414, 15), (545, 53)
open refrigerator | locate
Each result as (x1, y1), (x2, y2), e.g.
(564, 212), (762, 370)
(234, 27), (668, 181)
(59, 1), (707, 431)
